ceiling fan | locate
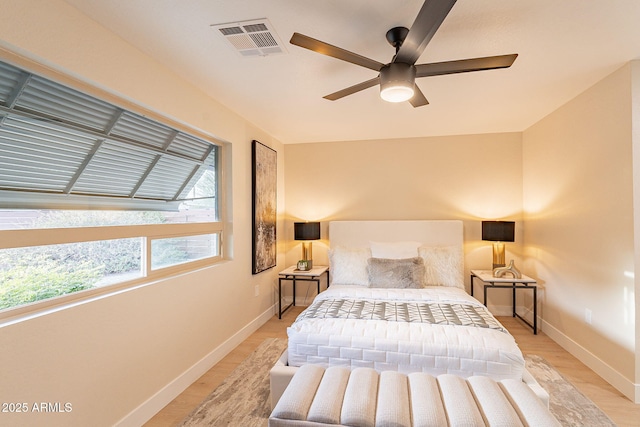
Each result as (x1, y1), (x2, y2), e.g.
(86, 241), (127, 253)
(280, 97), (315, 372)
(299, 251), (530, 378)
(290, 0), (517, 107)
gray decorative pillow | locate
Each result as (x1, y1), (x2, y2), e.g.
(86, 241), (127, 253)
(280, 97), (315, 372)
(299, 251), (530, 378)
(367, 257), (426, 289)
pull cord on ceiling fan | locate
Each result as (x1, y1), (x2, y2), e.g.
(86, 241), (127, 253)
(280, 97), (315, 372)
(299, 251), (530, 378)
(290, 0), (517, 107)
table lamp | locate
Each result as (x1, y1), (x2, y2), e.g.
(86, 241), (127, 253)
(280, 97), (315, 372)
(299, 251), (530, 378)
(294, 222), (320, 270)
(482, 221), (515, 269)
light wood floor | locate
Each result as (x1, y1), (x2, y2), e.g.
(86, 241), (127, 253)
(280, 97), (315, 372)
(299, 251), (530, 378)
(145, 307), (640, 426)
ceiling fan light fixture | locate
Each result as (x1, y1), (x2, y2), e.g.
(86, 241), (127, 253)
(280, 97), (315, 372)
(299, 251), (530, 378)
(380, 84), (414, 103)
(379, 63), (416, 103)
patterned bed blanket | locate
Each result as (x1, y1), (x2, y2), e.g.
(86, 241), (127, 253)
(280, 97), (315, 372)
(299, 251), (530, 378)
(295, 298), (506, 333)
(287, 286), (524, 379)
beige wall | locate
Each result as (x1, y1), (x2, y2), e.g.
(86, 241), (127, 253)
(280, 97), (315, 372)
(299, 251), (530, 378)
(284, 133), (525, 310)
(523, 63), (638, 400)
(0, 1), (285, 425)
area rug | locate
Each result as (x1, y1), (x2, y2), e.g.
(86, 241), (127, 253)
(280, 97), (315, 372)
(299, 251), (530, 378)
(524, 354), (616, 426)
(180, 339), (616, 426)
(179, 337), (287, 427)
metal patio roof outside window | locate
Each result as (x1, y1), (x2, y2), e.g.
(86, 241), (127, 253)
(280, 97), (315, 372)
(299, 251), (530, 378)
(0, 60), (217, 210)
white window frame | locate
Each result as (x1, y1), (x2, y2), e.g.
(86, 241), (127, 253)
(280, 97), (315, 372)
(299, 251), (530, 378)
(0, 55), (229, 323)
(0, 219), (225, 322)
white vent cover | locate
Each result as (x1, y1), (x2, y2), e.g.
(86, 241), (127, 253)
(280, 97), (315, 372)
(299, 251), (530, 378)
(211, 18), (287, 57)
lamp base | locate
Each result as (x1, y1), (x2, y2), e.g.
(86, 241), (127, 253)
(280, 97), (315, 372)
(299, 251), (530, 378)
(492, 242), (505, 269)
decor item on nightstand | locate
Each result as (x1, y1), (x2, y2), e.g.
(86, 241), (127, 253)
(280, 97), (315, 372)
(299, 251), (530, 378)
(294, 221), (320, 270)
(493, 259), (522, 279)
(252, 140), (277, 274)
(482, 220), (515, 269)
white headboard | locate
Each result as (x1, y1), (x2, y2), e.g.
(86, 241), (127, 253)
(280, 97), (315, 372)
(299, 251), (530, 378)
(329, 220), (463, 248)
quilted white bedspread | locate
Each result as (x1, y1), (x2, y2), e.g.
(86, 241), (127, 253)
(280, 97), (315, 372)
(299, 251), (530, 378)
(287, 286), (525, 381)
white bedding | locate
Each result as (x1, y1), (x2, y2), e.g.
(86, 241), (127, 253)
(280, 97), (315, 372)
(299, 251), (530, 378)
(287, 285), (525, 381)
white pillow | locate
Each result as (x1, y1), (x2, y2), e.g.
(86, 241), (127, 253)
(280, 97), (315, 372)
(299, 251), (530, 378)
(419, 245), (464, 288)
(328, 246), (371, 286)
(369, 241), (422, 259)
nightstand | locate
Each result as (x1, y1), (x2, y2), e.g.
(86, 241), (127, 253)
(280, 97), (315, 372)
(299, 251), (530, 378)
(470, 269), (538, 334)
(278, 265), (329, 318)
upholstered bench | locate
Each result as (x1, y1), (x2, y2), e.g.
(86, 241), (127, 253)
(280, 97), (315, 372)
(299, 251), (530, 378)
(269, 364), (560, 427)
(269, 350), (550, 411)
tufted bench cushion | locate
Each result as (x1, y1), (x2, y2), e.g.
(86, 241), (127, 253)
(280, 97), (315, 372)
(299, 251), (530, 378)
(269, 364), (560, 427)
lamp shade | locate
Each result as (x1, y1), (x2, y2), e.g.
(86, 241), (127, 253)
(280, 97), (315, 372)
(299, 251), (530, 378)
(482, 221), (515, 242)
(294, 222), (320, 241)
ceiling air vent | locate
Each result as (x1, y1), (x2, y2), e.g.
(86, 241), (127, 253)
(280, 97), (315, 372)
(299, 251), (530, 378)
(211, 18), (287, 57)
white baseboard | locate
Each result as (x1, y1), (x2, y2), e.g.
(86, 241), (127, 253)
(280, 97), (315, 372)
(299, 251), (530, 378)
(115, 303), (277, 426)
(497, 306), (639, 403)
(541, 318), (640, 403)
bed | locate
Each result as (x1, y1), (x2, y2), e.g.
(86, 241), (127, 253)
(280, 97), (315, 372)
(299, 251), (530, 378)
(271, 220), (546, 407)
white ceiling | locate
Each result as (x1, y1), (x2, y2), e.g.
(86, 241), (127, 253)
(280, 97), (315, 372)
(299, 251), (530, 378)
(62, 0), (640, 145)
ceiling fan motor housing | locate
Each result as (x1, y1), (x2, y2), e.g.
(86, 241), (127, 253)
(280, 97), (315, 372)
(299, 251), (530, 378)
(380, 62), (416, 102)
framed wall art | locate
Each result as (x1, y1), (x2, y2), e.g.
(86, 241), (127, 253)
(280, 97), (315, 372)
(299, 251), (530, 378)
(251, 140), (277, 274)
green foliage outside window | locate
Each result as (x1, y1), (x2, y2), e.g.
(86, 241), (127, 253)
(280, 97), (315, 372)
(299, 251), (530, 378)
(0, 256), (101, 310)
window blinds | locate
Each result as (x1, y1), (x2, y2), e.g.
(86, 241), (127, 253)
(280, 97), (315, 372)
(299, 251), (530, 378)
(0, 60), (217, 209)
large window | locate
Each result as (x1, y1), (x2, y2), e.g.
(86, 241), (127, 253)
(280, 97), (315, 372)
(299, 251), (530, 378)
(0, 59), (224, 315)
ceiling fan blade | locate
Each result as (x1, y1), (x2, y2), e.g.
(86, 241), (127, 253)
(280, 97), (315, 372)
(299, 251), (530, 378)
(395, 0), (457, 65)
(409, 86), (429, 107)
(323, 77), (380, 101)
(415, 54), (518, 78)
(290, 32), (384, 72)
